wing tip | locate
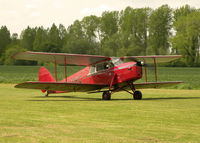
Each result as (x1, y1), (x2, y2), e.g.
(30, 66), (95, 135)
(14, 83), (26, 88)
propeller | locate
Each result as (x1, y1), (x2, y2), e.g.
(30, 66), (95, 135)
(120, 57), (151, 67)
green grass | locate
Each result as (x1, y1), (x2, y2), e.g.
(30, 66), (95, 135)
(0, 84), (200, 143)
(0, 65), (200, 89)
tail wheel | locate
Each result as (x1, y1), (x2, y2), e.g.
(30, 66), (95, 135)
(133, 90), (142, 100)
(102, 91), (111, 100)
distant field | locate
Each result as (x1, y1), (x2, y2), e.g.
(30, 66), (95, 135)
(0, 65), (83, 83)
(0, 84), (199, 143)
(0, 65), (200, 89)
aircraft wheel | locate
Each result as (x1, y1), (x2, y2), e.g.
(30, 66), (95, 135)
(133, 90), (142, 100)
(102, 91), (111, 100)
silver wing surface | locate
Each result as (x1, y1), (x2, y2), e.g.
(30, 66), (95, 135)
(121, 55), (182, 63)
(15, 82), (107, 92)
(13, 51), (111, 66)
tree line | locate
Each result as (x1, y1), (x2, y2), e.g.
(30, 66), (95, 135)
(0, 5), (200, 66)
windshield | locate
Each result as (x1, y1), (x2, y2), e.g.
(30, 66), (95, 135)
(111, 58), (123, 66)
(89, 58), (123, 74)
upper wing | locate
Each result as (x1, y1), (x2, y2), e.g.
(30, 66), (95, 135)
(134, 81), (183, 89)
(13, 51), (111, 66)
(15, 81), (107, 92)
(121, 55), (182, 63)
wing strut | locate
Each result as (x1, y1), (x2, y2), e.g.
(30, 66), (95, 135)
(153, 58), (158, 82)
(64, 56), (67, 82)
(54, 59), (58, 81)
(109, 73), (116, 90)
(143, 58), (148, 82)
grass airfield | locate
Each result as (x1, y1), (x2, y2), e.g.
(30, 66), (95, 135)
(0, 84), (200, 143)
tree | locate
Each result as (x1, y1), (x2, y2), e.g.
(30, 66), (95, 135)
(100, 11), (120, 56)
(4, 45), (26, 65)
(58, 24), (67, 51)
(0, 26), (11, 64)
(20, 26), (36, 51)
(173, 5), (195, 23)
(63, 20), (91, 54)
(46, 24), (62, 52)
(81, 16), (100, 41)
(119, 7), (151, 56)
(171, 11), (200, 66)
(33, 27), (48, 52)
(148, 5), (172, 55)
(171, 5), (196, 55)
(101, 11), (119, 38)
(81, 15), (101, 54)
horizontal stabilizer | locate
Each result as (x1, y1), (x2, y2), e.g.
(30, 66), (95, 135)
(134, 81), (183, 89)
(15, 82), (107, 92)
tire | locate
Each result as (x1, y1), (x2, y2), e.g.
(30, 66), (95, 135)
(102, 91), (111, 100)
(133, 90), (142, 100)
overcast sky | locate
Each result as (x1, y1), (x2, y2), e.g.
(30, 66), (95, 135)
(0, 0), (199, 34)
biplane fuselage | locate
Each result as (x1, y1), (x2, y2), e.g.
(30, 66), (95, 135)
(66, 61), (142, 85)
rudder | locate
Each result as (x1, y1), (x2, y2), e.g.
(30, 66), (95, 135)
(38, 67), (55, 93)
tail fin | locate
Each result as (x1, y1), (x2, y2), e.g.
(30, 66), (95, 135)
(38, 67), (55, 93)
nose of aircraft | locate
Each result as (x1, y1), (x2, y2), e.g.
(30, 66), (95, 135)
(115, 62), (142, 83)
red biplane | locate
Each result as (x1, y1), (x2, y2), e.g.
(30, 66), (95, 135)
(13, 51), (183, 100)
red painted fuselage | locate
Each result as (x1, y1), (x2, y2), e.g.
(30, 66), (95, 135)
(65, 62), (142, 85)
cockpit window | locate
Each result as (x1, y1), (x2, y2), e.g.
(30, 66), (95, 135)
(111, 58), (123, 66)
(89, 61), (114, 74)
(89, 58), (123, 74)
(90, 66), (96, 74)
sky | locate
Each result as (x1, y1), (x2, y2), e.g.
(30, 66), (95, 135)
(0, 0), (200, 34)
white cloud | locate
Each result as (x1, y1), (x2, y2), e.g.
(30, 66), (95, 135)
(25, 4), (37, 9)
(0, 10), (17, 15)
(52, 0), (64, 9)
(81, 4), (114, 16)
(30, 11), (40, 17)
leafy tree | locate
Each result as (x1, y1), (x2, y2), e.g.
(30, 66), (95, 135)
(81, 16), (100, 41)
(4, 45), (26, 65)
(101, 33), (121, 56)
(171, 11), (200, 66)
(173, 5), (195, 23)
(81, 15), (101, 54)
(20, 26), (36, 51)
(33, 27), (48, 52)
(100, 11), (119, 56)
(101, 11), (119, 38)
(58, 24), (67, 51)
(0, 26), (11, 64)
(119, 7), (151, 56)
(148, 5), (172, 55)
(171, 5), (196, 55)
(63, 20), (89, 54)
(11, 33), (19, 44)
(47, 24), (62, 52)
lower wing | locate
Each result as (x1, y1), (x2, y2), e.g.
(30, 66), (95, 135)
(134, 81), (183, 89)
(15, 82), (107, 92)
(15, 81), (183, 93)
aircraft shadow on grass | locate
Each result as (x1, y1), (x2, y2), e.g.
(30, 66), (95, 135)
(143, 97), (200, 100)
(27, 95), (200, 102)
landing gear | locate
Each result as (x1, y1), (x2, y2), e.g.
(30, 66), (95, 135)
(120, 82), (143, 100)
(102, 91), (111, 100)
(45, 91), (49, 97)
(133, 90), (142, 100)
